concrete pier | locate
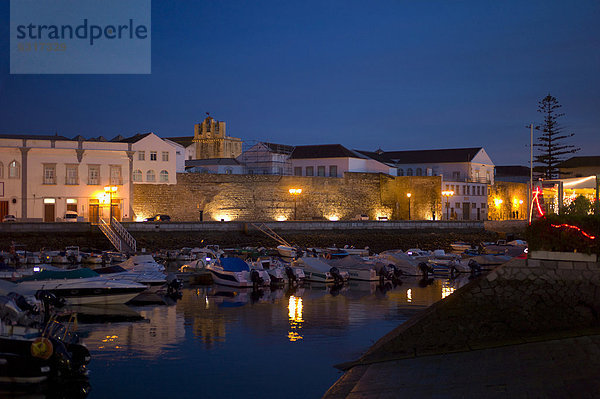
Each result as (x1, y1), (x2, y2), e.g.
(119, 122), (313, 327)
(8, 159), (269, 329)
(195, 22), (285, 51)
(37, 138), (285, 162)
(324, 256), (600, 398)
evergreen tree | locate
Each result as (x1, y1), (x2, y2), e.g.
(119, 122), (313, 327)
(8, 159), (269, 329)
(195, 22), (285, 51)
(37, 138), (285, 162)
(534, 94), (580, 179)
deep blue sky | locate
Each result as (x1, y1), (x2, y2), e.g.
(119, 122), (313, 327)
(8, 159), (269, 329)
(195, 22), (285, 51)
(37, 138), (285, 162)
(1, 0), (599, 165)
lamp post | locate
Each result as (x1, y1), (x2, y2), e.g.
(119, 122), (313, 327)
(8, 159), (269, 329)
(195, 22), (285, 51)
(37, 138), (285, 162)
(104, 185), (118, 224)
(406, 192), (412, 220)
(442, 190), (454, 220)
(289, 188), (302, 220)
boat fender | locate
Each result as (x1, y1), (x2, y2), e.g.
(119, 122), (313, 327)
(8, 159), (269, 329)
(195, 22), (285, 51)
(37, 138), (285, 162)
(285, 266), (297, 282)
(324, 253), (331, 260)
(31, 337), (53, 360)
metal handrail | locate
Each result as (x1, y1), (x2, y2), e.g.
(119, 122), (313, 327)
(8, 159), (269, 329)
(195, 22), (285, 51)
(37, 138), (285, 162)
(98, 218), (122, 252)
(111, 217), (137, 253)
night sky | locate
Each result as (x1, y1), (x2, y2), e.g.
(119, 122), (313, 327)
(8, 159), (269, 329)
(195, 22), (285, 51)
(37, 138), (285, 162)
(1, 0), (598, 165)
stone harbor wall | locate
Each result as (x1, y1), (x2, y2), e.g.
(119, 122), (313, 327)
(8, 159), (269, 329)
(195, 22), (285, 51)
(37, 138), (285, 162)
(340, 255), (600, 368)
(133, 173), (442, 222)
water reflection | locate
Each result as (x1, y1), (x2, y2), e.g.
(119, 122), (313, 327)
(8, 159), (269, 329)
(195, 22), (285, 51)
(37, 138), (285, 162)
(288, 296), (304, 341)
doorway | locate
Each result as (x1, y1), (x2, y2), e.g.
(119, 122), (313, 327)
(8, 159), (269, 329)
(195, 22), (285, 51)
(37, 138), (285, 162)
(44, 201), (55, 222)
(89, 199), (99, 224)
(462, 202), (471, 220)
(0, 201), (8, 220)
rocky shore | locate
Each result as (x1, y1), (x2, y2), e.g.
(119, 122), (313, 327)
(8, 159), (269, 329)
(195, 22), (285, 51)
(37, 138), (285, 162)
(1, 229), (502, 254)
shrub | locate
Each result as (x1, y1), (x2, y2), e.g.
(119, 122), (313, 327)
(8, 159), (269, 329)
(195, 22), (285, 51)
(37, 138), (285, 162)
(526, 214), (600, 254)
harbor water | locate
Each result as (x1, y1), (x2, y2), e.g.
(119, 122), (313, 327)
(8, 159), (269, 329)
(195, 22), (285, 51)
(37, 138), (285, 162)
(78, 276), (466, 398)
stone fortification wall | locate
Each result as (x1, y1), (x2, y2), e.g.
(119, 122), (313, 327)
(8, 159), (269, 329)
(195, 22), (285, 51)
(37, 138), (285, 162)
(133, 173), (442, 222)
(344, 256), (600, 367)
(488, 181), (528, 220)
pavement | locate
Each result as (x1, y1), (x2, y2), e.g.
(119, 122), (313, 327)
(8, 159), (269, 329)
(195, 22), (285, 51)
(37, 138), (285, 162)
(323, 333), (600, 398)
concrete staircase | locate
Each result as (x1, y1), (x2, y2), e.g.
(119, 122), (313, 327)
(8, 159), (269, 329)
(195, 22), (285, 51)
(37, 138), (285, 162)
(98, 217), (137, 253)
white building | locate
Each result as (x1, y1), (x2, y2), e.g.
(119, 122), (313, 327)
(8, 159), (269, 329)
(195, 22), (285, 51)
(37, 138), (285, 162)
(359, 147), (495, 220)
(163, 138), (187, 173)
(291, 144), (395, 177)
(237, 142), (294, 175)
(121, 133), (178, 184)
(0, 133), (177, 223)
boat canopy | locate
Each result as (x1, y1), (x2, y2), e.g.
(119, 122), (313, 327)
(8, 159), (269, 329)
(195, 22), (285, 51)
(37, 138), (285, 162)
(18, 268), (99, 282)
(219, 257), (250, 272)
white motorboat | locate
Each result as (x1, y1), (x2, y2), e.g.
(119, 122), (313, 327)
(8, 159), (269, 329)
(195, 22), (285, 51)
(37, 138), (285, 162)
(249, 257), (304, 285)
(291, 257), (348, 284)
(277, 245), (297, 259)
(206, 257), (270, 288)
(324, 255), (379, 281)
(119, 255), (165, 272)
(93, 265), (168, 293)
(376, 251), (421, 276)
(81, 252), (103, 265)
(13, 269), (146, 305)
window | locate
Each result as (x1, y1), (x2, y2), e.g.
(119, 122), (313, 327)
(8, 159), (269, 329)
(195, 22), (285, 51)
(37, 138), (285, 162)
(146, 170), (156, 182)
(329, 165), (337, 177)
(445, 184), (449, 190)
(294, 167), (302, 176)
(159, 170), (169, 182)
(88, 165), (100, 185)
(133, 169), (142, 182)
(477, 186), (481, 196)
(225, 168), (232, 175)
(481, 203), (486, 209)
(150, 151), (157, 161)
(416, 168), (422, 176)
(317, 166), (325, 177)
(43, 164), (56, 185)
(162, 151), (169, 162)
(486, 172), (490, 183)
(482, 186), (486, 196)
(110, 165), (122, 185)
(65, 164), (78, 185)
(407, 168), (413, 176)
(0, 162), (3, 178)
(138, 151), (145, 161)
(466, 186), (470, 195)
(8, 161), (20, 178)
(66, 198), (78, 212)
(472, 203), (477, 209)
(453, 171), (461, 180)
(306, 166), (314, 176)
(397, 168), (404, 176)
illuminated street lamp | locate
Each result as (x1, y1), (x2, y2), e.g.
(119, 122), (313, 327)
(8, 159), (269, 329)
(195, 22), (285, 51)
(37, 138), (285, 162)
(289, 188), (302, 220)
(406, 192), (412, 220)
(104, 185), (118, 224)
(442, 190), (454, 220)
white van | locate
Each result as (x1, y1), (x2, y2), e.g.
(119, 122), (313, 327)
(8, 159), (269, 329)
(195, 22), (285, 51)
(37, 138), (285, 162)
(64, 211), (79, 222)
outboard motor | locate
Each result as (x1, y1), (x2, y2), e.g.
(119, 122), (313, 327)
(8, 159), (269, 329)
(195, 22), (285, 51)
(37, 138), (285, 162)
(468, 259), (482, 276)
(390, 265), (403, 283)
(35, 290), (65, 324)
(329, 267), (344, 285)
(166, 273), (183, 297)
(418, 262), (433, 278)
(285, 266), (297, 283)
(250, 269), (264, 288)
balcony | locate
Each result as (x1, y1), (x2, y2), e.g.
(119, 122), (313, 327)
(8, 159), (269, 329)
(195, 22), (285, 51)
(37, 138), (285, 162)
(109, 177), (124, 185)
(65, 177), (79, 185)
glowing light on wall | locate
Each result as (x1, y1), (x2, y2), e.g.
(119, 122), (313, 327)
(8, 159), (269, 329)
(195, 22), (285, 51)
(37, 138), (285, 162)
(328, 215), (339, 221)
(214, 214), (232, 222)
(563, 175), (596, 187)
(494, 198), (503, 207)
(276, 215), (287, 221)
(550, 224), (596, 240)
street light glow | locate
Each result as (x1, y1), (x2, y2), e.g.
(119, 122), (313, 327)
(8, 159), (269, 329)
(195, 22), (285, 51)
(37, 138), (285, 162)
(289, 188), (302, 195)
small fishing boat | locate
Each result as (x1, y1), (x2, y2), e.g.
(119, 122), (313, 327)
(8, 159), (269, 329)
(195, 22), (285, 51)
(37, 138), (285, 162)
(206, 257), (270, 288)
(291, 257), (348, 284)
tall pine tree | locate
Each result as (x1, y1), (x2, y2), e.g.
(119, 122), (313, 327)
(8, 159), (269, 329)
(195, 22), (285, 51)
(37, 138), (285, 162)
(534, 94), (580, 179)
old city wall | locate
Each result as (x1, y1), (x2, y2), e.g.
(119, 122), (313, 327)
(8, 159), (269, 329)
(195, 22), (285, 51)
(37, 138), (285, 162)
(132, 173), (442, 222)
(488, 181), (528, 220)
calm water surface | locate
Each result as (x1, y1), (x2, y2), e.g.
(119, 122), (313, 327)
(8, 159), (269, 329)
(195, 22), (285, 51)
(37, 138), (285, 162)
(70, 276), (466, 399)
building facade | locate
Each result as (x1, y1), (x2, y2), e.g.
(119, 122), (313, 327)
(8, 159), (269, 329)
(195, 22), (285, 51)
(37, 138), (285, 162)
(237, 142), (294, 175)
(359, 147), (495, 220)
(291, 144), (395, 177)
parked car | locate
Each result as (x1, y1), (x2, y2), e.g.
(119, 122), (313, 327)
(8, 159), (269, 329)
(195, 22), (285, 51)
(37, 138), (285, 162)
(2, 214), (16, 222)
(353, 214), (369, 220)
(64, 211), (79, 222)
(145, 214), (171, 222)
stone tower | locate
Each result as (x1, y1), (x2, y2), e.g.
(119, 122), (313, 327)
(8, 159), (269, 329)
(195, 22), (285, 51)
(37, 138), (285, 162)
(193, 115), (243, 159)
